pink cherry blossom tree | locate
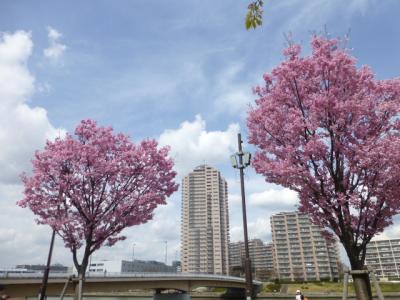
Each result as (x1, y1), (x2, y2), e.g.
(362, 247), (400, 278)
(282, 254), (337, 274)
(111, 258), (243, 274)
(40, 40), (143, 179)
(19, 119), (178, 298)
(248, 36), (400, 300)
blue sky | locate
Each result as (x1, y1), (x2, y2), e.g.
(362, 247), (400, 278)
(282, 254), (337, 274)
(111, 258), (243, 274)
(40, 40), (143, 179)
(0, 0), (399, 268)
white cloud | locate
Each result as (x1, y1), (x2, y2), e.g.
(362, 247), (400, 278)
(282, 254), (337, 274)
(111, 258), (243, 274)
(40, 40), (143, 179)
(43, 26), (66, 63)
(0, 30), (65, 266)
(227, 175), (275, 194)
(36, 82), (52, 94)
(272, 0), (375, 32)
(373, 217), (400, 241)
(249, 188), (299, 209)
(228, 185), (298, 244)
(229, 193), (241, 205)
(215, 89), (252, 115)
(230, 217), (271, 242)
(0, 31), (64, 183)
(213, 63), (254, 116)
(93, 195), (182, 264)
(158, 115), (239, 177)
(0, 31), (34, 107)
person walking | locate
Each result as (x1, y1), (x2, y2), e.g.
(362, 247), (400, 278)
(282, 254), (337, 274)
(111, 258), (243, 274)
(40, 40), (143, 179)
(295, 289), (306, 300)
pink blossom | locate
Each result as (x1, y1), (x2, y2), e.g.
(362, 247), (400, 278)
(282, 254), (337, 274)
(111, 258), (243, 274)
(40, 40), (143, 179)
(248, 35), (400, 275)
(18, 119), (178, 276)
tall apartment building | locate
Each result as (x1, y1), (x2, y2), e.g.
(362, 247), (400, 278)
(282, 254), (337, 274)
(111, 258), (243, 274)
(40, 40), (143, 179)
(229, 239), (273, 271)
(271, 212), (339, 281)
(181, 165), (230, 275)
(229, 239), (274, 280)
(365, 238), (400, 279)
(265, 243), (274, 274)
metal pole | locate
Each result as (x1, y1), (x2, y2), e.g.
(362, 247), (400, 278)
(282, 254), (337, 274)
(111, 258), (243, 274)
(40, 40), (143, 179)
(132, 243), (135, 262)
(368, 267), (384, 300)
(88, 254), (92, 278)
(237, 133), (254, 300)
(342, 268), (349, 300)
(39, 229), (56, 300)
(59, 275), (73, 300)
(164, 241), (168, 265)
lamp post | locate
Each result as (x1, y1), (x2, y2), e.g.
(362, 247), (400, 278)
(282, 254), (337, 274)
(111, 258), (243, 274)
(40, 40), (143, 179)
(164, 241), (168, 265)
(40, 190), (64, 300)
(231, 133), (253, 300)
(131, 243), (136, 273)
(39, 229), (56, 300)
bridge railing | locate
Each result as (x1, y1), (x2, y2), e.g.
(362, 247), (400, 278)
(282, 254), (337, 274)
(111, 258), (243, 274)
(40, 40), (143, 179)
(0, 271), (260, 284)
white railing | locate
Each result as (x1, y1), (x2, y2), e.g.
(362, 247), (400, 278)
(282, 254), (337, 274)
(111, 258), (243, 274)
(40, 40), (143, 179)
(0, 271), (258, 283)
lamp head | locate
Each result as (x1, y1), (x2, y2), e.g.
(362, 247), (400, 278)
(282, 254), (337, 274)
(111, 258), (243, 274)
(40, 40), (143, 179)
(230, 154), (238, 168)
(243, 152), (252, 166)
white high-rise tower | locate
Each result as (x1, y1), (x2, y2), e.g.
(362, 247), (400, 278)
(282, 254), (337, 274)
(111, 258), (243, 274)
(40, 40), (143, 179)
(181, 165), (230, 275)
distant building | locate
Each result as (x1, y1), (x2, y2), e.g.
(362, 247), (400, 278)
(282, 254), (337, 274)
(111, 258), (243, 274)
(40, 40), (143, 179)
(271, 212), (340, 281)
(265, 243), (274, 275)
(229, 239), (274, 280)
(229, 242), (243, 270)
(124, 260), (176, 273)
(88, 260), (121, 273)
(171, 261), (181, 272)
(181, 165), (230, 275)
(365, 238), (400, 279)
(88, 260), (176, 274)
(0, 268), (38, 275)
(15, 264), (69, 273)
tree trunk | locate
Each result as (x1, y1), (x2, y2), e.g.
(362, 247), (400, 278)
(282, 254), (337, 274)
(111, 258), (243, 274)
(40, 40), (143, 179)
(74, 268), (87, 300)
(347, 251), (372, 300)
(72, 237), (93, 300)
(344, 242), (373, 300)
(75, 273), (84, 300)
(74, 255), (90, 300)
(352, 272), (372, 300)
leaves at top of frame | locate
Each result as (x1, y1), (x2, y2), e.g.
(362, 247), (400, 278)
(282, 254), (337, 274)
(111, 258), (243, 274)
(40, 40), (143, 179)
(246, 0), (264, 30)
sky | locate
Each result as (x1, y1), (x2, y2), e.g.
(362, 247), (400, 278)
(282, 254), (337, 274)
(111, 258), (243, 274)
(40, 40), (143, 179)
(0, 0), (400, 269)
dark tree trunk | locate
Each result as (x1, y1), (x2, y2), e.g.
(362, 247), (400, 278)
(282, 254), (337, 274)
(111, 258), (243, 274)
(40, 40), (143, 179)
(72, 244), (91, 300)
(352, 272), (373, 300)
(346, 247), (373, 300)
(75, 257), (89, 300)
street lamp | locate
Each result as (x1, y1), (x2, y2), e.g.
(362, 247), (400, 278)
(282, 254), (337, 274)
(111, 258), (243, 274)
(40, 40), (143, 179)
(164, 241), (168, 265)
(39, 229), (56, 300)
(40, 190), (65, 300)
(231, 133), (253, 300)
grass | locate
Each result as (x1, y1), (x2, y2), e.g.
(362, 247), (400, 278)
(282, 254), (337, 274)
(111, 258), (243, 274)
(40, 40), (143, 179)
(286, 282), (350, 294)
(377, 283), (400, 293)
(262, 281), (400, 294)
(263, 282), (282, 293)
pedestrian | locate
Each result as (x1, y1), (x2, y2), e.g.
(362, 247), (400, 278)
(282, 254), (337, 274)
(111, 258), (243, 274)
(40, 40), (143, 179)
(296, 289), (308, 300)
